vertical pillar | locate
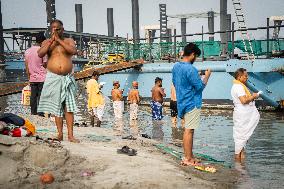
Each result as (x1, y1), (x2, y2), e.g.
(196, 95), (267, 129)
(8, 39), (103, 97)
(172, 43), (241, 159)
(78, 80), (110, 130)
(148, 30), (152, 61)
(131, 0), (140, 43)
(173, 29), (177, 62)
(220, 0), (228, 55)
(45, 0), (56, 29)
(167, 28), (172, 42)
(226, 14), (231, 41)
(151, 29), (156, 43)
(107, 8), (114, 37)
(0, 0), (4, 62)
(266, 17), (270, 57)
(231, 22), (235, 59)
(131, 0), (140, 59)
(208, 11), (214, 41)
(181, 18), (187, 43)
(201, 26), (204, 61)
(75, 4), (83, 33)
(159, 4), (167, 42)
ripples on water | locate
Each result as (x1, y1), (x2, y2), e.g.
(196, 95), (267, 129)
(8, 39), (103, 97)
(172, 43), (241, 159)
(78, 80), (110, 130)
(1, 86), (283, 189)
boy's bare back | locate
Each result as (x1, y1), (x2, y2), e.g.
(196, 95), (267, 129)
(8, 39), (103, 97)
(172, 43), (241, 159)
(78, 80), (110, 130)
(128, 89), (140, 104)
(112, 89), (123, 101)
(152, 86), (165, 103)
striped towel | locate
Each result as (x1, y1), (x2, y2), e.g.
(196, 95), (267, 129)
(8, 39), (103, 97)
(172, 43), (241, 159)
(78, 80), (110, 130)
(38, 71), (77, 117)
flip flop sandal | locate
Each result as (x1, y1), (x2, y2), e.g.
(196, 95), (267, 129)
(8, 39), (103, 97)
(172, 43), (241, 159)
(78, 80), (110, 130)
(127, 149), (137, 156)
(46, 138), (62, 148)
(81, 122), (87, 127)
(35, 136), (45, 144)
(122, 135), (137, 140)
(74, 123), (80, 127)
(47, 138), (61, 143)
(117, 146), (137, 156)
(141, 133), (151, 139)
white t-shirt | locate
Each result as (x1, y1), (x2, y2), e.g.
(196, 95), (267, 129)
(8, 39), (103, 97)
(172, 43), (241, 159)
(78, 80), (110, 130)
(231, 84), (255, 111)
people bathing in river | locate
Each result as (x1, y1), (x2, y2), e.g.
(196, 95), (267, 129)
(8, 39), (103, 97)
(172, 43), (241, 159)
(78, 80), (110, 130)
(37, 19), (79, 143)
(111, 81), (124, 120)
(172, 43), (211, 166)
(86, 71), (105, 127)
(128, 81), (140, 120)
(150, 77), (166, 120)
(231, 68), (260, 161)
(24, 33), (47, 115)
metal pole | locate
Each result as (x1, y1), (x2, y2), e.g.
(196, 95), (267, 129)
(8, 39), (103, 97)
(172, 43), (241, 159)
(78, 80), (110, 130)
(220, 0), (228, 56)
(126, 33), (130, 61)
(0, 0), (4, 61)
(24, 36), (26, 51)
(226, 14), (231, 42)
(267, 17), (270, 58)
(79, 35), (82, 50)
(202, 26), (204, 61)
(208, 11), (214, 41)
(45, 0), (56, 34)
(131, 0), (140, 43)
(149, 30), (152, 62)
(231, 22), (235, 59)
(159, 4), (167, 43)
(174, 29), (177, 62)
(116, 35), (118, 64)
(181, 18), (187, 43)
(131, 0), (140, 59)
(75, 4), (83, 33)
(12, 34), (15, 51)
(107, 8), (114, 37)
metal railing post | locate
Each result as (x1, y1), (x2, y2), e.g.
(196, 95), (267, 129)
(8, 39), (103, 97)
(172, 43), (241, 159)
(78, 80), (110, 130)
(266, 17), (270, 58)
(231, 22), (235, 59)
(174, 29), (177, 62)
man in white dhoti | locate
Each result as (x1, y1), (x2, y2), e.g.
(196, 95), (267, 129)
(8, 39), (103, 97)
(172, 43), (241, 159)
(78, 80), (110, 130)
(231, 68), (260, 161)
(128, 81), (140, 120)
(111, 81), (124, 119)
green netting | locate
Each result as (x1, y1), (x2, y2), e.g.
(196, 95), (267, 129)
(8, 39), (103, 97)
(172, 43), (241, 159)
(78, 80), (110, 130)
(88, 39), (284, 61)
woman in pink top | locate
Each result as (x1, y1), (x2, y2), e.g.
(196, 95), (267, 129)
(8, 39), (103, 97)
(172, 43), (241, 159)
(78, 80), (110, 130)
(24, 33), (47, 115)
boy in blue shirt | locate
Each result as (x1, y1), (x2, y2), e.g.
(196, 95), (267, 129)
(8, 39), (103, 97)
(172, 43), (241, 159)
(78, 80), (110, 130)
(172, 43), (211, 166)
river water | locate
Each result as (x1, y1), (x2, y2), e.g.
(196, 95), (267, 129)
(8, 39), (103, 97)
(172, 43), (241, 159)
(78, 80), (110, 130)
(1, 62), (284, 188)
(1, 87), (283, 189)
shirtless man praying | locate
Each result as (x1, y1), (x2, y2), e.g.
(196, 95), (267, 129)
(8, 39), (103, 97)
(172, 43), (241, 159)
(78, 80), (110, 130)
(37, 19), (79, 143)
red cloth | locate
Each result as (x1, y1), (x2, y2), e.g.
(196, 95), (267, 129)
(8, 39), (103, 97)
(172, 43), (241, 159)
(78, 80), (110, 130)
(11, 128), (22, 137)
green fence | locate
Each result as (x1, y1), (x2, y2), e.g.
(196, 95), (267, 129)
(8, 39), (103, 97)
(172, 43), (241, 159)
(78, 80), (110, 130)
(89, 39), (284, 61)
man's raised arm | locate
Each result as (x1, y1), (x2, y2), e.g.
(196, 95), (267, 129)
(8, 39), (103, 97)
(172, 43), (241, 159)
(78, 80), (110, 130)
(160, 88), (166, 97)
(37, 39), (53, 58)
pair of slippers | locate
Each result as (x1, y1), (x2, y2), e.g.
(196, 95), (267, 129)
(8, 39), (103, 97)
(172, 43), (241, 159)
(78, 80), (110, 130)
(74, 122), (87, 127)
(117, 146), (137, 156)
(36, 136), (61, 147)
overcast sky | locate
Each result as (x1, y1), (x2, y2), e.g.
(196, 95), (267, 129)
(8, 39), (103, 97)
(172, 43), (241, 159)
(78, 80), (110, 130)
(2, 0), (284, 41)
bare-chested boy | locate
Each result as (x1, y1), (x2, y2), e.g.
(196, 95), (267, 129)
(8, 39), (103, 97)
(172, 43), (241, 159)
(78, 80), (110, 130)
(111, 81), (124, 119)
(37, 19), (79, 143)
(170, 84), (178, 125)
(170, 84), (185, 127)
(150, 77), (166, 120)
(128, 81), (140, 120)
